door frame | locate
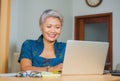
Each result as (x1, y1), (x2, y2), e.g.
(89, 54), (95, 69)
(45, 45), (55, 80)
(74, 13), (112, 70)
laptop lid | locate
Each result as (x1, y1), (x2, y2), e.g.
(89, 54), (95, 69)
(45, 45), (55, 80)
(62, 40), (109, 75)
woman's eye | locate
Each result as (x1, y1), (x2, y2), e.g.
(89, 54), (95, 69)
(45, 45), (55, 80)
(47, 26), (51, 28)
(56, 27), (60, 29)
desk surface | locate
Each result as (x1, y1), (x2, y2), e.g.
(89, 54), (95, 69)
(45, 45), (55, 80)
(0, 74), (120, 81)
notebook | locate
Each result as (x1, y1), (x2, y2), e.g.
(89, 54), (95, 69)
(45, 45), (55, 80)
(62, 40), (109, 75)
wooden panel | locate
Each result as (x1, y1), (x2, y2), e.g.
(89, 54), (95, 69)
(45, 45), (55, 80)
(84, 17), (108, 23)
(0, 0), (1, 20)
(79, 19), (84, 40)
(0, 0), (10, 73)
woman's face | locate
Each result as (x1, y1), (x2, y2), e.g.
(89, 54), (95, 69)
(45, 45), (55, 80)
(41, 17), (62, 42)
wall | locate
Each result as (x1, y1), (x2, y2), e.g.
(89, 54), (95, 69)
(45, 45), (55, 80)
(9, 0), (18, 72)
(9, 0), (73, 72)
(73, 0), (120, 69)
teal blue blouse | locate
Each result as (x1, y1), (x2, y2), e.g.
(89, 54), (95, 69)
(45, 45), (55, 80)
(18, 35), (66, 67)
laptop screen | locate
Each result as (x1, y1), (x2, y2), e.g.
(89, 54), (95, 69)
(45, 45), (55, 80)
(62, 40), (109, 75)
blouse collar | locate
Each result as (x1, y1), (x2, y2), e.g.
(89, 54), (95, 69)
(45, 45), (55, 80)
(37, 35), (58, 54)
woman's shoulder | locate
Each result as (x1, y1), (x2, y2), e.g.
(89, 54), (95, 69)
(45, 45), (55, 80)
(22, 39), (38, 46)
(23, 39), (36, 43)
(57, 41), (66, 45)
(56, 41), (66, 48)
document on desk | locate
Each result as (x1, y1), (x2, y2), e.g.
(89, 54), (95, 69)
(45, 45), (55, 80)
(41, 72), (61, 77)
(0, 73), (18, 77)
(0, 71), (61, 77)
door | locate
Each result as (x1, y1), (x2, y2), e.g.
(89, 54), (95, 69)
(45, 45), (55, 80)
(0, 0), (10, 73)
(74, 13), (112, 70)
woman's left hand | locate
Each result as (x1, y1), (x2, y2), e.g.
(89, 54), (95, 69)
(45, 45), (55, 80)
(48, 63), (63, 73)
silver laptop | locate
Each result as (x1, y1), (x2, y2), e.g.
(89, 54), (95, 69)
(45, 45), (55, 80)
(62, 40), (109, 75)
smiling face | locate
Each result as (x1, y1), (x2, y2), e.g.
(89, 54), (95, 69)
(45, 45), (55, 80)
(40, 17), (62, 43)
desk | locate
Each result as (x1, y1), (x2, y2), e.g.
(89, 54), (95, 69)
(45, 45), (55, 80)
(0, 75), (120, 81)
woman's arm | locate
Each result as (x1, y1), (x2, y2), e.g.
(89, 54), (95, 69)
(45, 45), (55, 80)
(20, 58), (47, 72)
(20, 58), (63, 72)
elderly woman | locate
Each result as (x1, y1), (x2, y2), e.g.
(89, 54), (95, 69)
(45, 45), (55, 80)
(18, 9), (66, 72)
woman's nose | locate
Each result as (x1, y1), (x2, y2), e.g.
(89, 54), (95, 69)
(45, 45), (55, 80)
(50, 27), (56, 32)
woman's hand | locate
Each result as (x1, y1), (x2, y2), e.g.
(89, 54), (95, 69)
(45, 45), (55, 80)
(48, 63), (63, 73)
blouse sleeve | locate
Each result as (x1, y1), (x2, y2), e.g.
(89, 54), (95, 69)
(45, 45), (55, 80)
(18, 40), (33, 63)
(61, 43), (66, 63)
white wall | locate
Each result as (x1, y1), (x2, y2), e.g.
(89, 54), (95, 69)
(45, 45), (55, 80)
(73, 0), (120, 69)
(9, 0), (18, 72)
(17, 0), (73, 52)
(9, 0), (73, 72)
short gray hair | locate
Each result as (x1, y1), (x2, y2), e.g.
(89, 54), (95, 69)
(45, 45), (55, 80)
(39, 9), (63, 26)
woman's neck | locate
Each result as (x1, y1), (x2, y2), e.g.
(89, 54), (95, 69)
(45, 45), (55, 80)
(40, 38), (56, 58)
(43, 38), (54, 49)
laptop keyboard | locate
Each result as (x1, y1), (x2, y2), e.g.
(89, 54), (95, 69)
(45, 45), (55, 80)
(111, 70), (120, 76)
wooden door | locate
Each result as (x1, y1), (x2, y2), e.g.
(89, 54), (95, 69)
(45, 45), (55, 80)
(74, 13), (112, 70)
(0, 0), (10, 73)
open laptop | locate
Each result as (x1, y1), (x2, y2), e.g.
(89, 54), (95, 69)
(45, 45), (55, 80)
(62, 40), (109, 75)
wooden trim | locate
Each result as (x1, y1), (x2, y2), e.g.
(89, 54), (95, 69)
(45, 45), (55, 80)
(0, 0), (10, 73)
(0, 0), (1, 20)
(108, 13), (113, 70)
(79, 19), (84, 40)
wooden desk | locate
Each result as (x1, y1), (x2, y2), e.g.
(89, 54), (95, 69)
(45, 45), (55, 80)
(0, 75), (120, 81)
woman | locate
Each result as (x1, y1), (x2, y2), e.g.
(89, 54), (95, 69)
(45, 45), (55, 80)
(18, 9), (66, 73)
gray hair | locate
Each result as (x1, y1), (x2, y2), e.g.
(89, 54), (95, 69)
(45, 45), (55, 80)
(39, 9), (63, 26)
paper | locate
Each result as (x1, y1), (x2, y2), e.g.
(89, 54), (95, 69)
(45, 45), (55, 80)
(0, 71), (61, 77)
(41, 72), (61, 77)
(0, 73), (18, 77)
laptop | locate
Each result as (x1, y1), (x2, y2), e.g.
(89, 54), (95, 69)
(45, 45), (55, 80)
(62, 40), (109, 75)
